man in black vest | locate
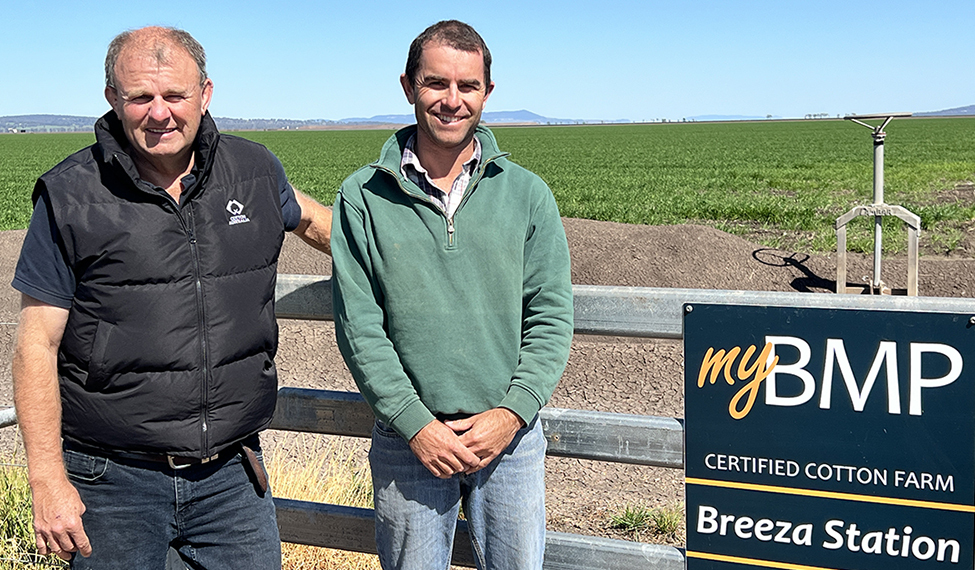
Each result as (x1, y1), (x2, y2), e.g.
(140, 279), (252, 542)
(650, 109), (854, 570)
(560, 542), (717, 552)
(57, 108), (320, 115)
(11, 26), (331, 569)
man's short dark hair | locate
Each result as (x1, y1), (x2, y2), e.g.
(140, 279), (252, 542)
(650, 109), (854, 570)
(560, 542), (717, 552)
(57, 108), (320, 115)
(105, 26), (208, 89)
(405, 20), (492, 89)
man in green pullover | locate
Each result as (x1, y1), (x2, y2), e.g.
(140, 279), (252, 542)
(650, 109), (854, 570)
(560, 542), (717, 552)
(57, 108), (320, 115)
(331, 20), (573, 570)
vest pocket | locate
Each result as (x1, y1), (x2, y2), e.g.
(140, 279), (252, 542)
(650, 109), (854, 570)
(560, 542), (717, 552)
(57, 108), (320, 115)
(86, 319), (116, 390)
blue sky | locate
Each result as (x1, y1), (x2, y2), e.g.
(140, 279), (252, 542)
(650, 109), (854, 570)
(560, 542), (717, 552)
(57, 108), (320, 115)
(2, 0), (971, 121)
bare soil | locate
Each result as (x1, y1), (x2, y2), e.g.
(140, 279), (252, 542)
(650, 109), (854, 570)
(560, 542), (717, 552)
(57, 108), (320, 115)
(2, 220), (974, 548)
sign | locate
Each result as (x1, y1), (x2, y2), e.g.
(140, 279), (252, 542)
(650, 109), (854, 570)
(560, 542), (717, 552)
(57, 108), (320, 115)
(684, 304), (974, 570)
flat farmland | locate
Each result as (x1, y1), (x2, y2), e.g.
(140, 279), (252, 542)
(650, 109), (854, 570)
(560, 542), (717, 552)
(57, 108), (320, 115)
(0, 132), (94, 231)
(1, 120), (974, 562)
(2, 117), (973, 254)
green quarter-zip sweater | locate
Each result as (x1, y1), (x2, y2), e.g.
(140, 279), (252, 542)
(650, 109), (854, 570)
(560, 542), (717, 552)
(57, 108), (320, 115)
(332, 125), (573, 441)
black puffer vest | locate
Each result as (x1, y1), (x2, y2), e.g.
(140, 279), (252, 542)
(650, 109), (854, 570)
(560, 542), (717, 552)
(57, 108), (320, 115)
(38, 112), (285, 458)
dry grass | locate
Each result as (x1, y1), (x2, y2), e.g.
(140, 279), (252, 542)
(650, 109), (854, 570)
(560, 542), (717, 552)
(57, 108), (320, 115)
(0, 451), (68, 570)
(0, 434), (381, 570)
(264, 433), (381, 570)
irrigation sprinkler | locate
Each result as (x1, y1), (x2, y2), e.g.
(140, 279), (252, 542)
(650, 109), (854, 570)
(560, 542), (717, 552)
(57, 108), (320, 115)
(836, 112), (919, 295)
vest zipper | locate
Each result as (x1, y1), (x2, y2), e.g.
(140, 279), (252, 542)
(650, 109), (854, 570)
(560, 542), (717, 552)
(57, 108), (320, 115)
(174, 204), (211, 455)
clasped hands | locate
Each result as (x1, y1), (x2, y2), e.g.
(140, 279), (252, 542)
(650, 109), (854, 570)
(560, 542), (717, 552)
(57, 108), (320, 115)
(407, 407), (525, 479)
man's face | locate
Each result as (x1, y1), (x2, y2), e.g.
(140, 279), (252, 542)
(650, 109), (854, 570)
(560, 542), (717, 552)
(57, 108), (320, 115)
(105, 46), (212, 171)
(401, 42), (494, 153)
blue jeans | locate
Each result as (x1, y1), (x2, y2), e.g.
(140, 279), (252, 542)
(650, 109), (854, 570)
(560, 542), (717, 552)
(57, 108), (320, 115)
(370, 417), (546, 570)
(63, 439), (280, 570)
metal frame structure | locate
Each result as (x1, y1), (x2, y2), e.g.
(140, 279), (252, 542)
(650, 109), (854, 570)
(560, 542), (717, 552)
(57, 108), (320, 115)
(836, 112), (918, 295)
(276, 276), (975, 337)
(269, 275), (975, 570)
(270, 388), (687, 569)
(6, 276), (974, 569)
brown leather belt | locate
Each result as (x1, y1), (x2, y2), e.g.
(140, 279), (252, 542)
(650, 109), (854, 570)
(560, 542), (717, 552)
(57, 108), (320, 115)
(62, 438), (267, 494)
(64, 441), (237, 470)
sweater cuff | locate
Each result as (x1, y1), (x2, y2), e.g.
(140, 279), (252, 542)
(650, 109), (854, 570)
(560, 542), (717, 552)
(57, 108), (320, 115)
(499, 385), (542, 427)
(390, 399), (437, 441)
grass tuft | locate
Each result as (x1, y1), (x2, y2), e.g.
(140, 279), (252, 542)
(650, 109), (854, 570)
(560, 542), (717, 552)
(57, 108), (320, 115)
(609, 502), (684, 540)
(649, 503), (683, 536)
(609, 503), (653, 533)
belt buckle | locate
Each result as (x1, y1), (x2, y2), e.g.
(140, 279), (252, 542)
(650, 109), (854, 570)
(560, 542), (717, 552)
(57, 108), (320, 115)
(167, 453), (218, 470)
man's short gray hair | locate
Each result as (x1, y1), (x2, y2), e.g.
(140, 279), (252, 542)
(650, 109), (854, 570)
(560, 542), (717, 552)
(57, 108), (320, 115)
(105, 27), (208, 89)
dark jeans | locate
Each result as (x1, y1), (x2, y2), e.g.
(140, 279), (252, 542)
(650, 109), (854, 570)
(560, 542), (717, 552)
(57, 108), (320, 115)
(63, 441), (280, 570)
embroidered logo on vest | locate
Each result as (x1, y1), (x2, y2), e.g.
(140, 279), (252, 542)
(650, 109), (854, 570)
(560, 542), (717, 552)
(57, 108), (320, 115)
(227, 200), (251, 225)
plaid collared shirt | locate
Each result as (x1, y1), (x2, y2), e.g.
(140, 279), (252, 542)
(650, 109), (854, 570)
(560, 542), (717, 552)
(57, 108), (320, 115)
(401, 134), (481, 219)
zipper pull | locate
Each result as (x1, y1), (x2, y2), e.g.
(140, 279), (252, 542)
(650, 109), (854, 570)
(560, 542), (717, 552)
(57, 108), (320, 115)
(447, 218), (455, 246)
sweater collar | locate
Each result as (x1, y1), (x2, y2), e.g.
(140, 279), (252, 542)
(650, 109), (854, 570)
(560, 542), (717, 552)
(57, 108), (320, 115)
(376, 124), (505, 174)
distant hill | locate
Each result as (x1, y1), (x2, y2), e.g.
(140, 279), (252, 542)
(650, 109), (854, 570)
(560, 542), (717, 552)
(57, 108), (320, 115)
(914, 104), (975, 117)
(1, 114), (98, 132)
(1, 110), (620, 133)
(5, 105), (968, 134)
(687, 114), (776, 122)
(213, 117), (339, 130)
(337, 110), (625, 125)
(0, 114), (339, 133)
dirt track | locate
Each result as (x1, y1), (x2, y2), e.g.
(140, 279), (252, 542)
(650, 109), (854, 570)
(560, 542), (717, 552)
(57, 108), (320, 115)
(2, 220), (973, 546)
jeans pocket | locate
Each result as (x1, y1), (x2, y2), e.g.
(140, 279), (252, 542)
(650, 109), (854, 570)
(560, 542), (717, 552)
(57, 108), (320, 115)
(373, 420), (400, 439)
(63, 449), (109, 482)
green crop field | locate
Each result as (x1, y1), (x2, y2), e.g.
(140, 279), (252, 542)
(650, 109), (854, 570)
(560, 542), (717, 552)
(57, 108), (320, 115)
(2, 117), (973, 254)
(0, 132), (95, 231)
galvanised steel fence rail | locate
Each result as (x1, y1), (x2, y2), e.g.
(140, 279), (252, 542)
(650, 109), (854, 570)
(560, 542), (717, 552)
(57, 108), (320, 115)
(269, 387), (686, 569)
(275, 275), (975, 338)
(0, 406), (15, 429)
(271, 274), (975, 569)
(5, 275), (972, 569)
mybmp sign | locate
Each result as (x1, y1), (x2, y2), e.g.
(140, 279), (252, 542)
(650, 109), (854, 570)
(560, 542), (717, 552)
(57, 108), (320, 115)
(684, 304), (974, 570)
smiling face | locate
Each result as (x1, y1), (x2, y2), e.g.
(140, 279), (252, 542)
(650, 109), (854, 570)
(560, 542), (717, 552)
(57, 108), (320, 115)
(401, 41), (494, 156)
(105, 43), (212, 175)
